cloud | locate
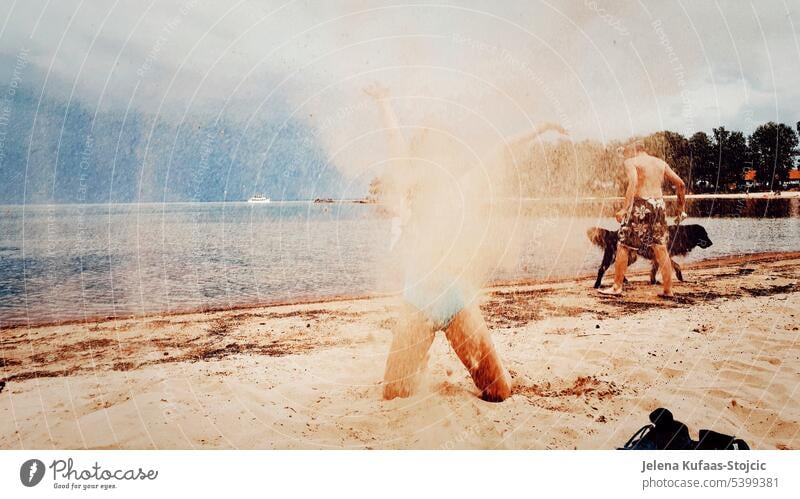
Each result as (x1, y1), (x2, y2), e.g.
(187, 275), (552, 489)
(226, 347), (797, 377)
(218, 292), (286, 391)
(0, 0), (797, 159)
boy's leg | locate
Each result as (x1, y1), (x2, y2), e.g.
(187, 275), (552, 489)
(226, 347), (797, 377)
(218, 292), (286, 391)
(382, 305), (436, 400)
(613, 244), (630, 290)
(650, 260), (659, 284)
(600, 244), (629, 295)
(444, 302), (512, 402)
(653, 244), (673, 297)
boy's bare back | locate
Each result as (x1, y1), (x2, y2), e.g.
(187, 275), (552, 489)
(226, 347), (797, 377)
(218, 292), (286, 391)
(625, 152), (681, 199)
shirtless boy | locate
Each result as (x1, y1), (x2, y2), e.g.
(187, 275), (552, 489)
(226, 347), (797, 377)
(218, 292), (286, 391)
(599, 142), (687, 298)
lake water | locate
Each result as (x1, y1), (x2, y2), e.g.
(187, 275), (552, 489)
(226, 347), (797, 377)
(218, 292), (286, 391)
(1, 200), (798, 326)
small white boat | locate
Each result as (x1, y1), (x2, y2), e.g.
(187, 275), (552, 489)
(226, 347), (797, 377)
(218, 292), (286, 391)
(247, 194), (271, 203)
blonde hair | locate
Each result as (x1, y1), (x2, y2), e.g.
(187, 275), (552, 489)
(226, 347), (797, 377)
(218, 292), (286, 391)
(621, 139), (644, 157)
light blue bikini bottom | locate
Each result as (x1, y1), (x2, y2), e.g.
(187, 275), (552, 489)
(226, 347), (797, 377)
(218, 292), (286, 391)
(402, 272), (476, 330)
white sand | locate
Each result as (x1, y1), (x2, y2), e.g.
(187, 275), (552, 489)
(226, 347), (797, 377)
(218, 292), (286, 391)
(1, 253), (798, 449)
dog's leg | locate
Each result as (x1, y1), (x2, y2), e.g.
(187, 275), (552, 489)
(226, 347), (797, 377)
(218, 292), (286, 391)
(595, 248), (615, 288)
(672, 260), (684, 281)
(594, 269), (604, 288)
(650, 261), (659, 284)
(595, 264), (609, 288)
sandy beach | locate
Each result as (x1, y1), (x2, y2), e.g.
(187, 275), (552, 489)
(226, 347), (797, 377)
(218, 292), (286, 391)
(1, 252), (798, 450)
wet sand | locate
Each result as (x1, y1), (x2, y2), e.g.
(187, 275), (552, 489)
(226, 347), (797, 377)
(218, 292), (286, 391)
(1, 252), (798, 449)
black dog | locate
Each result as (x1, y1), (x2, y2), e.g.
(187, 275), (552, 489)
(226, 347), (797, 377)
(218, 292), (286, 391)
(587, 224), (713, 288)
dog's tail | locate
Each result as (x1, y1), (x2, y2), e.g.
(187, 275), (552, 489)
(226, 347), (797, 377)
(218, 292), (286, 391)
(586, 227), (609, 248)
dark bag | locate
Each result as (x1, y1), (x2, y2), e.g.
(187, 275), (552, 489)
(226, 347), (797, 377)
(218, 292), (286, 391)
(696, 429), (750, 450)
(619, 408), (749, 450)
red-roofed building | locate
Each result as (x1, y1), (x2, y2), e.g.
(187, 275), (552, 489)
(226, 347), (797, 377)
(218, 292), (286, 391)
(786, 169), (800, 187)
(742, 169), (757, 188)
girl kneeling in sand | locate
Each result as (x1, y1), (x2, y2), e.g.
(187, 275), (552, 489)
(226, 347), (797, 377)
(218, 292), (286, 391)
(365, 83), (564, 402)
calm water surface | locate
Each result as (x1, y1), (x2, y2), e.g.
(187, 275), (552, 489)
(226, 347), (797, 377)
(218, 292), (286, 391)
(1, 200), (797, 325)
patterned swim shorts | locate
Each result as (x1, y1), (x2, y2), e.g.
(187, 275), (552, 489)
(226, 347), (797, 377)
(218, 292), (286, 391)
(618, 197), (668, 250)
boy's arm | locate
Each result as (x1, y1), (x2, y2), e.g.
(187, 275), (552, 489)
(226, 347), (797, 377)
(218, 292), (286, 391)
(615, 160), (637, 222)
(664, 163), (686, 220)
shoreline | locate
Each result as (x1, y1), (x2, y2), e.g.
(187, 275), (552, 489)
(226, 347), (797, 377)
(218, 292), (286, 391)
(3, 250), (799, 331)
(1, 191), (798, 209)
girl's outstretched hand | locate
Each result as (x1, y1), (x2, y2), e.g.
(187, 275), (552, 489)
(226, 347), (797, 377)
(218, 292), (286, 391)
(363, 82), (390, 100)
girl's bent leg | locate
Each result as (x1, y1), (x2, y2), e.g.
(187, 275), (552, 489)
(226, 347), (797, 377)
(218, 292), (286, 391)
(382, 305), (436, 400)
(444, 303), (512, 402)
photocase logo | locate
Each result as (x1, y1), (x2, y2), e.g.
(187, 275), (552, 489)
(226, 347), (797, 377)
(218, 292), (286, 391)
(20, 459), (45, 487)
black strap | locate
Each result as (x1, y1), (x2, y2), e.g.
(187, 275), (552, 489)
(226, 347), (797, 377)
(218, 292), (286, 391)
(621, 424), (653, 449)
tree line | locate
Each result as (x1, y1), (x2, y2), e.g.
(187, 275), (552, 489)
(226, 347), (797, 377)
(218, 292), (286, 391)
(366, 120), (799, 201)
(506, 120), (800, 198)
(640, 121), (799, 193)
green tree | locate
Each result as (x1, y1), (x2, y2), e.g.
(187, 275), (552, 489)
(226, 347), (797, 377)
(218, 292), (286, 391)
(712, 127), (749, 192)
(797, 121), (800, 167)
(642, 130), (691, 187)
(662, 131), (691, 182)
(688, 131), (715, 191)
(748, 122), (799, 188)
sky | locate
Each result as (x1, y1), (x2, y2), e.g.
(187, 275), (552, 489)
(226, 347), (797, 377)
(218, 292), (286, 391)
(1, 0), (799, 181)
